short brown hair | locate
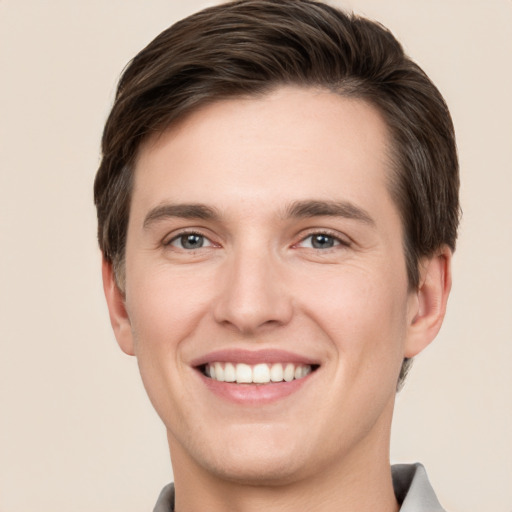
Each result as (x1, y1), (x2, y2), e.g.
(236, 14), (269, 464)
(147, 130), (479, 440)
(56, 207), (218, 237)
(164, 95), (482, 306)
(94, 0), (460, 384)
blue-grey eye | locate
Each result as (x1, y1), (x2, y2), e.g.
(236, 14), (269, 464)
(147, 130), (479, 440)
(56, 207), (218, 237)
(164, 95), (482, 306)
(171, 233), (212, 249)
(311, 234), (336, 249)
(298, 233), (343, 249)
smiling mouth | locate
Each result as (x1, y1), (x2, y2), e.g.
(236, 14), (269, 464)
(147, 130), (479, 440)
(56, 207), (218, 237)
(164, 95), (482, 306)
(201, 362), (318, 384)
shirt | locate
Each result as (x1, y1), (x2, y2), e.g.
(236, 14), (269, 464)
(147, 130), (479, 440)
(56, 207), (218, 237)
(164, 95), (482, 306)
(153, 463), (446, 512)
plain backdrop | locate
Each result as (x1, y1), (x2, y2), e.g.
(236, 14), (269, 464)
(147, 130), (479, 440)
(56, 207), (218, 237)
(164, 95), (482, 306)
(1, 1), (511, 511)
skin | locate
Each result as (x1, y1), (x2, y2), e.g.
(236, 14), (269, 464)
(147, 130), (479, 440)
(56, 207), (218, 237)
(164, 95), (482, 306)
(103, 87), (452, 512)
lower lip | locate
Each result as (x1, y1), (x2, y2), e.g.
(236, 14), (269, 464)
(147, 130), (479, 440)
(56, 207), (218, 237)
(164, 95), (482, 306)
(198, 371), (314, 405)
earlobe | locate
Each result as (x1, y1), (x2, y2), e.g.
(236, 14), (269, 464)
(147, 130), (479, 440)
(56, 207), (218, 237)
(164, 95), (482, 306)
(101, 257), (135, 356)
(404, 247), (452, 358)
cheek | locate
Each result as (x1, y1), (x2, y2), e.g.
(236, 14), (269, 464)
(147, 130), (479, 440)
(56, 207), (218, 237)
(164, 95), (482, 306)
(302, 264), (408, 372)
(123, 266), (212, 426)
(125, 263), (212, 356)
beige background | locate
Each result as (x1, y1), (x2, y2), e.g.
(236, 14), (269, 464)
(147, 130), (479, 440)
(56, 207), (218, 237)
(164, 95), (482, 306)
(1, 0), (511, 510)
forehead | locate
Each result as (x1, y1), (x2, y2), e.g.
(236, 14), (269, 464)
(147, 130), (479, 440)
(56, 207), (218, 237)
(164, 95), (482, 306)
(132, 87), (396, 222)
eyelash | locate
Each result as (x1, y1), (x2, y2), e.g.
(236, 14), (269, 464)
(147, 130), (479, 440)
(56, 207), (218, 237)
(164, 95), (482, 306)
(163, 229), (350, 252)
(295, 230), (351, 250)
(165, 230), (216, 250)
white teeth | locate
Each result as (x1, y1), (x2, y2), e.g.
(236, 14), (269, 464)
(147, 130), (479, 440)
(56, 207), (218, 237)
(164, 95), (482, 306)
(204, 362), (314, 384)
(253, 364), (270, 384)
(269, 363), (284, 382)
(224, 362), (236, 382)
(236, 363), (252, 383)
(283, 363), (295, 382)
(214, 362), (224, 382)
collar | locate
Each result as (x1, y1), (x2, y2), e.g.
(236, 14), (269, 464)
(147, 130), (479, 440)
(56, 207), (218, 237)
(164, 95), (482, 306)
(392, 463), (446, 511)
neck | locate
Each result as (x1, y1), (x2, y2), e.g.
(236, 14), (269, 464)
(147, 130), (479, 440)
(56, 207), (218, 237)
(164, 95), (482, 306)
(168, 408), (399, 512)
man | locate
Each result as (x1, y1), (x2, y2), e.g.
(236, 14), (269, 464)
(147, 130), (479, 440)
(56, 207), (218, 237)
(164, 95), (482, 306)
(94, 1), (459, 510)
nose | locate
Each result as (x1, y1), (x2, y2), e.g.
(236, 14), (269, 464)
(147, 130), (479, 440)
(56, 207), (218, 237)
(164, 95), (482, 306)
(213, 248), (293, 335)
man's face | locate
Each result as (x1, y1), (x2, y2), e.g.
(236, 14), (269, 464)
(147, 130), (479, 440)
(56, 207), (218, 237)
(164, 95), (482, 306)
(111, 87), (429, 484)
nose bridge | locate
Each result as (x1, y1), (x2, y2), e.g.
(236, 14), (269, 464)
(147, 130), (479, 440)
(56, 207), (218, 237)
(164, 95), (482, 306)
(213, 239), (292, 333)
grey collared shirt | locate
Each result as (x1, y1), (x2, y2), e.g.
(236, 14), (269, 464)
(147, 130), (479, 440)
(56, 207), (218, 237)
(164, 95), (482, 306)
(392, 463), (446, 511)
(154, 463), (446, 512)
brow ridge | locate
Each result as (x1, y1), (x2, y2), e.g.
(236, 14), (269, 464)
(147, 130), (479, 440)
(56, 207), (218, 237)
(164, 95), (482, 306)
(284, 199), (375, 225)
(143, 199), (375, 229)
(143, 203), (219, 229)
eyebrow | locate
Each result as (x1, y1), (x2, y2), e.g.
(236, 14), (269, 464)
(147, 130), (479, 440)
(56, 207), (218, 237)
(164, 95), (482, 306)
(142, 199), (375, 230)
(143, 203), (220, 229)
(283, 200), (375, 226)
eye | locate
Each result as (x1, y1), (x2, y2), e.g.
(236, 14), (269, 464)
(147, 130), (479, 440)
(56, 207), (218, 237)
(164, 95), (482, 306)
(298, 232), (346, 250)
(168, 232), (213, 250)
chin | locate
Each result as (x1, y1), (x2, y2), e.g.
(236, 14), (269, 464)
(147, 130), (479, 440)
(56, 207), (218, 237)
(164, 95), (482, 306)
(203, 449), (309, 487)
(171, 423), (317, 486)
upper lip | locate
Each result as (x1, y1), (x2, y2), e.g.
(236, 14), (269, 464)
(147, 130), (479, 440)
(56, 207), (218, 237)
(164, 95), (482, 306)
(190, 349), (320, 368)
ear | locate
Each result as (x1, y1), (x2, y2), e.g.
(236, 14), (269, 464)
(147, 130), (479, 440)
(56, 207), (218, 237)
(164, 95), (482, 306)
(101, 257), (135, 356)
(404, 247), (452, 358)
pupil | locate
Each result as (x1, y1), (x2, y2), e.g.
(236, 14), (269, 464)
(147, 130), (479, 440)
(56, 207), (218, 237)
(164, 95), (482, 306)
(182, 234), (203, 249)
(312, 234), (334, 249)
